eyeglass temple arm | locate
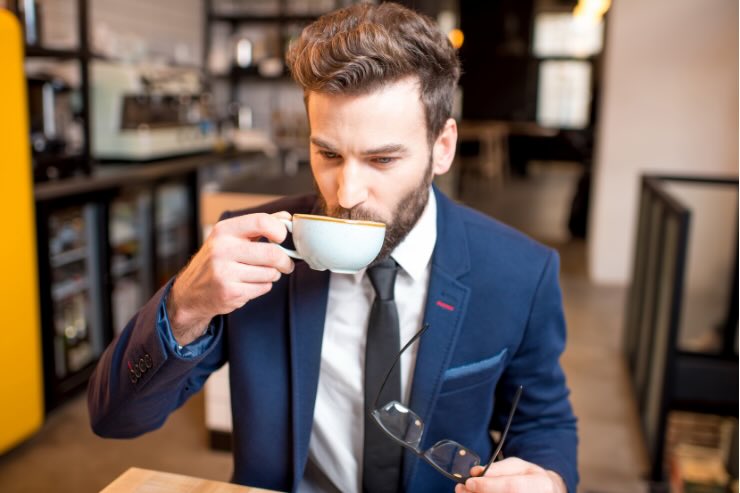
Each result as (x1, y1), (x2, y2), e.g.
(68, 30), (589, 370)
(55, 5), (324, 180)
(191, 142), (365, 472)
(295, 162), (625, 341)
(373, 322), (431, 410)
(479, 385), (523, 477)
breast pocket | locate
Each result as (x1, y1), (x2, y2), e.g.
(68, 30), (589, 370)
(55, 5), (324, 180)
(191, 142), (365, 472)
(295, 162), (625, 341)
(438, 348), (509, 396)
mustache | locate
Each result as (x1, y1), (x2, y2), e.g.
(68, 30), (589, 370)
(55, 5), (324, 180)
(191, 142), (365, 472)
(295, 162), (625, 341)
(323, 205), (385, 224)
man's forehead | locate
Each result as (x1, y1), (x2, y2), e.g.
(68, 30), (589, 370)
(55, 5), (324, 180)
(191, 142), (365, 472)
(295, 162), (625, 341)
(305, 77), (423, 110)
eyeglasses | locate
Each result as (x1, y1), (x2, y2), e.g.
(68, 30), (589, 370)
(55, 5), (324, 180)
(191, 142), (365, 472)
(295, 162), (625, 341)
(370, 323), (523, 484)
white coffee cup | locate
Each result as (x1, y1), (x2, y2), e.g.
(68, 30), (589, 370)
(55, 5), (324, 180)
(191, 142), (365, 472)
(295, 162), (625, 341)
(275, 214), (386, 274)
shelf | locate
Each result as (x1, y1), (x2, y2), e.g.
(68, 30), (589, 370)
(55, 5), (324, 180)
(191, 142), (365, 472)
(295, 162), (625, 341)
(34, 150), (262, 202)
(25, 46), (85, 60)
(50, 247), (88, 268)
(111, 257), (141, 278)
(33, 154), (91, 183)
(110, 235), (138, 249)
(671, 352), (739, 414)
(52, 278), (88, 301)
(157, 240), (185, 258)
(90, 53), (204, 71)
(156, 220), (188, 231)
(208, 13), (320, 24)
(210, 66), (293, 82)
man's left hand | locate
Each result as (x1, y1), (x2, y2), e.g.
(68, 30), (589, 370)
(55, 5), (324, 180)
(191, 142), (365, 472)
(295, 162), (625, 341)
(454, 458), (566, 493)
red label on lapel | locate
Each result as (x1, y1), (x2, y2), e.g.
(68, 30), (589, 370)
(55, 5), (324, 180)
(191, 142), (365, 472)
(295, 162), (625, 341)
(436, 300), (455, 311)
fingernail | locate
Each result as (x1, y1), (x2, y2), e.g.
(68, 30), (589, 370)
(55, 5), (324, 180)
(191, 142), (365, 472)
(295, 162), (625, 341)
(465, 479), (476, 492)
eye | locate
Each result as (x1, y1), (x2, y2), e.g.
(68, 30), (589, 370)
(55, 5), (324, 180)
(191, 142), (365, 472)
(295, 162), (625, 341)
(319, 150), (340, 160)
(371, 157), (396, 165)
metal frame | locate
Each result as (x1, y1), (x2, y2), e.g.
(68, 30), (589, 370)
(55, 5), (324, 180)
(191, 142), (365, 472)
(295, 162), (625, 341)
(623, 174), (739, 480)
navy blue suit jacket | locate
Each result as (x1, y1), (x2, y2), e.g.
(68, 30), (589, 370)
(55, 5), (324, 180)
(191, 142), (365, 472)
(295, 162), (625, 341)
(88, 187), (578, 492)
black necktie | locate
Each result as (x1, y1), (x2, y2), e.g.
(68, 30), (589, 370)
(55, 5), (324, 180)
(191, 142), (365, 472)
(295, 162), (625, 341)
(363, 258), (402, 493)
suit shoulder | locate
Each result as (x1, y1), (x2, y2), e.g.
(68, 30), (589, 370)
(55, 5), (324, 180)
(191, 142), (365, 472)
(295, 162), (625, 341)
(220, 194), (317, 221)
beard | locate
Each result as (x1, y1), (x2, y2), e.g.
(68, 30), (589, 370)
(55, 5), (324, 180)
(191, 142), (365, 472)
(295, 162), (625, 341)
(315, 157), (433, 264)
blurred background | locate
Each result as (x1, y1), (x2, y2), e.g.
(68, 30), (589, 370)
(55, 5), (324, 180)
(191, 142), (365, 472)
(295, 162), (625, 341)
(0, 0), (736, 492)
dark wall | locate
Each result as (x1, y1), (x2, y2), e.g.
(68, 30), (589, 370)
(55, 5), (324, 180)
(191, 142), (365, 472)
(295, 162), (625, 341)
(459, 0), (538, 121)
(391, 0), (447, 19)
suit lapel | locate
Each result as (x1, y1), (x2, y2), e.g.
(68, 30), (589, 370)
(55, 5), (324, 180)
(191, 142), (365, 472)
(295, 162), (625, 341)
(289, 262), (330, 489)
(402, 187), (472, 489)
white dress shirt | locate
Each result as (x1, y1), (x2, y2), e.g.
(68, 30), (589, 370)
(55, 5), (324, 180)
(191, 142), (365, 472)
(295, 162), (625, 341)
(298, 189), (438, 493)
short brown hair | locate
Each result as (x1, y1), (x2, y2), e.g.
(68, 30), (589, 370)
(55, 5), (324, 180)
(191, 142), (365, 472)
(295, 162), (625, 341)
(286, 2), (461, 143)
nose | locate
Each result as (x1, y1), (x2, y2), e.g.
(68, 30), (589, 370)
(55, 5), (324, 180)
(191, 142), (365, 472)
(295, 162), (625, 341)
(337, 160), (368, 210)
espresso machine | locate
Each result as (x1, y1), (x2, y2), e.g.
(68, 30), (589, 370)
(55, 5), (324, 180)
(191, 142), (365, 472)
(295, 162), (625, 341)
(91, 61), (216, 161)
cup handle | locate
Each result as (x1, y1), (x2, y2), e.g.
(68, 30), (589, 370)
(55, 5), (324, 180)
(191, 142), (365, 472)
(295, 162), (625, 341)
(274, 218), (302, 260)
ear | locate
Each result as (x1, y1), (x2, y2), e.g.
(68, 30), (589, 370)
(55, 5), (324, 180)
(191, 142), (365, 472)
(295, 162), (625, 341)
(431, 118), (457, 176)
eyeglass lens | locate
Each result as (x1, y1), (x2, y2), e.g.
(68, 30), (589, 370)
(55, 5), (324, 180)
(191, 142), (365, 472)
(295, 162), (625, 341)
(424, 439), (481, 479)
(372, 401), (424, 448)
(373, 401), (481, 480)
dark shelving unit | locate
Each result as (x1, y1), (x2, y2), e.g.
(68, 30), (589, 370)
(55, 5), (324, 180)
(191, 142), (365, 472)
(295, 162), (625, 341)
(204, 0), (341, 109)
(203, 0), (347, 173)
(7, 0), (218, 413)
(9, 0), (93, 181)
(24, 46), (82, 59)
(34, 193), (109, 412)
(33, 163), (205, 413)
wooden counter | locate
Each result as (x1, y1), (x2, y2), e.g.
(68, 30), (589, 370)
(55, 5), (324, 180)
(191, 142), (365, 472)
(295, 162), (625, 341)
(101, 467), (281, 493)
(34, 149), (264, 202)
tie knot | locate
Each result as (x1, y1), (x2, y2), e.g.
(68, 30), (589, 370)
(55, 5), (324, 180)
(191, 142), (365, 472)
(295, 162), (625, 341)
(367, 258), (399, 301)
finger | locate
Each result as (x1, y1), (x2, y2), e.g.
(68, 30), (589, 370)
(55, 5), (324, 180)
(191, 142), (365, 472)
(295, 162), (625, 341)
(247, 282), (274, 298)
(212, 236), (295, 274)
(454, 484), (472, 493)
(216, 213), (289, 243)
(464, 472), (552, 493)
(474, 457), (541, 478)
(218, 281), (274, 312)
(230, 263), (282, 283)
(237, 242), (295, 274)
(464, 475), (531, 493)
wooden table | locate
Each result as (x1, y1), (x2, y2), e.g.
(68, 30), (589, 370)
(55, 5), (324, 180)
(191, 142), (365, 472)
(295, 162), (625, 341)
(456, 120), (559, 180)
(100, 467), (281, 493)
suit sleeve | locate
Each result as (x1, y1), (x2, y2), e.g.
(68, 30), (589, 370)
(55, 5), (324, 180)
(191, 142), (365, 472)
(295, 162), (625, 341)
(492, 250), (579, 492)
(87, 279), (227, 438)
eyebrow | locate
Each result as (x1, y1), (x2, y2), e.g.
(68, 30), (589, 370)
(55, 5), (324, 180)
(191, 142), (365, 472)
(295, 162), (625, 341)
(310, 137), (409, 156)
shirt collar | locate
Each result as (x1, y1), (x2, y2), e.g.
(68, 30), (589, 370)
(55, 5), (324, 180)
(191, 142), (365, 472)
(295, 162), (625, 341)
(391, 187), (437, 282)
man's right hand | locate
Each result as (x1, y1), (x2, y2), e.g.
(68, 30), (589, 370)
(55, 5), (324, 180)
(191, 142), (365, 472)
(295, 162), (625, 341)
(166, 211), (295, 346)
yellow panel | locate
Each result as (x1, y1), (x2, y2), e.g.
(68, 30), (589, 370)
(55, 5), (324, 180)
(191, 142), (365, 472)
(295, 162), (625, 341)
(0, 9), (45, 454)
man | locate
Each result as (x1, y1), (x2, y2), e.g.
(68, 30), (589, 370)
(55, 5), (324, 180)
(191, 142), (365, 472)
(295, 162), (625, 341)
(88, 3), (578, 493)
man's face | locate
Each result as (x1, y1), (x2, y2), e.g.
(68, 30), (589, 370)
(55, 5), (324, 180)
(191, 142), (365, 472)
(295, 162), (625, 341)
(308, 77), (457, 260)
